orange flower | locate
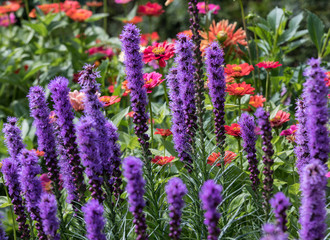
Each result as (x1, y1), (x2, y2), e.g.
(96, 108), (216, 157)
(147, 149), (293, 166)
(121, 80), (131, 95)
(151, 156), (175, 165)
(99, 96), (121, 107)
(270, 110), (290, 128)
(140, 32), (160, 46)
(155, 128), (172, 137)
(207, 151), (237, 167)
(249, 95), (266, 108)
(86, 1), (103, 7)
(66, 9), (92, 22)
(256, 61), (282, 69)
(138, 2), (164, 16)
(324, 71), (330, 87)
(200, 20), (247, 53)
(0, 2), (20, 14)
(225, 123), (241, 137)
(226, 82), (255, 96)
(177, 30), (193, 39)
(31, 149), (45, 157)
(122, 16), (143, 24)
(126, 111), (135, 118)
(225, 63), (254, 81)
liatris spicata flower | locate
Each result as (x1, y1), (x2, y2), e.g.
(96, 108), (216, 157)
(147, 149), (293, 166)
(255, 107), (274, 214)
(269, 192), (290, 232)
(199, 180), (222, 240)
(121, 24), (151, 160)
(39, 193), (60, 240)
(123, 157), (148, 240)
(78, 64), (122, 198)
(239, 113), (260, 191)
(49, 76), (86, 204)
(165, 177), (187, 239)
(303, 58), (329, 166)
(294, 96), (309, 174)
(0, 214), (8, 240)
(82, 199), (106, 240)
(76, 116), (104, 202)
(205, 42), (226, 152)
(3, 117), (25, 163)
(19, 149), (47, 240)
(28, 86), (61, 198)
(1, 158), (30, 239)
(299, 161), (327, 240)
(175, 34), (197, 143)
(167, 67), (193, 166)
(261, 223), (288, 240)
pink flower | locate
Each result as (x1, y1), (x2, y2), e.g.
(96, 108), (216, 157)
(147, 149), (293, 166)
(256, 61), (282, 69)
(87, 46), (114, 59)
(143, 72), (164, 93)
(280, 125), (297, 136)
(0, 12), (16, 27)
(326, 172), (330, 178)
(270, 110), (290, 128)
(68, 90), (85, 111)
(114, 0), (133, 4)
(196, 2), (220, 14)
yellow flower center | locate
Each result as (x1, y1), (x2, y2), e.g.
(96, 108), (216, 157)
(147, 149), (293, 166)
(152, 47), (165, 55)
(233, 127), (238, 131)
(216, 31), (227, 42)
(232, 66), (242, 72)
(145, 78), (153, 84)
(235, 87), (244, 92)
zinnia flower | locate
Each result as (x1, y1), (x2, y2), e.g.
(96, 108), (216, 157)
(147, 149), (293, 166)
(154, 128), (172, 137)
(87, 46), (114, 59)
(177, 30), (193, 39)
(31, 149), (45, 157)
(0, 12), (16, 27)
(66, 9), (92, 22)
(324, 71), (330, 87)
(151, 156), (175, 165)
(99, 96), (121, 107)
(225, 123), (241, 137)
(143, 72), (163, 93)
(249, 95), (266, 108)
(137, 2), (164, 16)
(280, 125), (297, 136)
(68, 90), (85, 111)
(226, 82), (255, 96)
(225, 63), (254, 81)
(122, 16), (143, 24)
(115, 0), (133, 4)
(141, 32), (160, 46)
(40, 173), (52, 192)
(86, 1), (103, 7)
(256, 61), (282, 70)
(207, 151), (236, 166)
(270, 110), (290, 128)
(143, 41), (175, 68)
(196, 2), (220, 14)
(0, 2), (20, 14)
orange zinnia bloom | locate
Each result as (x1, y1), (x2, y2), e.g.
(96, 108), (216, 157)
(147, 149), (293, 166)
(122, 16), (143, 24)
(249, 95), (266, 108)
(151, 156), (175, 165)
(0, 2), (20, 14)
(225, 63), (254, 81)
(225, 123), (241, 137)
(226, 82), (255, 96)
(99, 96), (121, 107)
(155, 128), (172, 137)
(200, 20), (247, 53)
(270, 110), (290, 128)
(207, 151), (236, 167)
(31, 149), (45, 157)
(66, 9), (92, 22)
(86, 1), (103, 7)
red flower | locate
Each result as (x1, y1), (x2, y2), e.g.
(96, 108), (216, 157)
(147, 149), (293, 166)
(256, 61), (282, 69)
(66, 9), (92, 22)
(143, 41), (175, 68)
(31, 149), (45, 157)
(151, 156), (175, 165)
(324, 71), (330, 87)
(225, 63), (254, 81)
(197, 2), (220, 14)
(249, 95), (266, 108)
(126, 111), (135, 118)
(0, 2), (20, 14)
(122, 16), (143, 24)
(143, 72), (164, 93)
(226, 82), (255, 96)
(141, 32), (160, 46)
(138, 2), (164, 16)
(86, 1), (103, 7)
(99, 96), (121, 107)
(270, 110), (290, 128)
(155, 128), (172, 137)
(207, 151), (236, 167)
(225, 123), (241, 137)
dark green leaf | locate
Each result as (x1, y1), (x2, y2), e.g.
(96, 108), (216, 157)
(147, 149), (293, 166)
(307, 11), (325, 52)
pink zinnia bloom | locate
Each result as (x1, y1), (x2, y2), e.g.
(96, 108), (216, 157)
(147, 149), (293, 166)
(99, 96), (121, 107)
(143, 41), (175, 68)
(114, 0), (132, 4)
(280, 125), (297, 136)
(197, 2), (220, 14)
(326, 172), (330, 178)
(87, 46), (114, 59)
(256, 61), (282, 69)
(270, 110), (290, 128)
(143, 72), (164, 93)
(0, 12), (16, 27)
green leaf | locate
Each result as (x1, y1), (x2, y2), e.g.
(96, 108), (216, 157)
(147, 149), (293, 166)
(111, 107), (130, 127)
(267, 7), (284, 32)
(0, 202), (12, 208)
(307, 11), (325, 53)
(85, 13), (109, 23)
(23, 63), (49, 81)
(24, 22), (48, 37)
(269, 104), (281, 119)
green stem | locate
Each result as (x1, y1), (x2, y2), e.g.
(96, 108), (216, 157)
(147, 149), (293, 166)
(1, 176), (16, 240)
(159, 67), (169, 106)
(24, 0), (30, 21)
(238, 96), (242, 118)
(162, 138), (166, 157)
(320, 29), (330, 58)
(238, 138), (243, 170)
(103, 0), (108, 33)
(265, 70), (270, 101)
(148, 96), (154, 148)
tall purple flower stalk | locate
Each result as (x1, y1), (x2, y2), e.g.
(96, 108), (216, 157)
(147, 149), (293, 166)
(269, 192), (290, 232)
(19, 149), (47, 240)
(123, 157), (148, 240)
(82, 199), (106, 240)
(76, 116), (104, 202)
(49, 76), (86, 204)
(261, 223), (288, 240)
(294, 95), (309, 174)
(165, 177), (187, 240)
(120, 24), (151, 160)
(0, 214), (8, 240)
(299, 161), (327, 240)
(3, 117), (25, 163)
(167, 67), (192, 166)
(39, 193), (60, 240)
(200, 180), (222, 240)
(205, 42), (226, 153)
(79, 64), (122, 197)
(255, 107), (274, 215)
(239, 113), (260, 191)
(303, 58), (329, 166)
(1, 158), (30, 239)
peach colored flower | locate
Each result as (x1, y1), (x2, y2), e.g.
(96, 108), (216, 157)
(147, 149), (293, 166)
(69, 90), (85, 111)
(249, 95), (266, 108)
(270, 110), (290, 128)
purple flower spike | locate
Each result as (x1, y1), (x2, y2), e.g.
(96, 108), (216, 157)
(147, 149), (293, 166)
(205, 42), (226, 152)
(255, 107), (274, 213)
(123, 157), (148, 240)
(270, 192), (290, 232)
(39, 193), (60, 240)
(239, 113), (260, 191)
(76, 116), (104, 202)
(299, 161), (327, 240)
(303, 58), (329, 166)
(2, 117), (25, 163)
(82, 199), (106, 240)
(120, 24), (151, 159)
(200, 180), (222, 240)
(49, 76), (86, 204)
(1, 158), (30, 239)
(0, 214), (8, 240)
(165, 177), (187, 240)
(19, 149), (47, 240)
(261, 223), (288, 240)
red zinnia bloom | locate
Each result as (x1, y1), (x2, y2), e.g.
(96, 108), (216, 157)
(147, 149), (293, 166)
(138, 2), (164, 16)
(324, 71), (330, 87)
(249, 95), (266, 108)
(155, 128), (172, 137)
(225, 123), (241, 137)
(207, 151), (236, 167)
(0, 2), (20, 14)
(151, 156), (175, 165)
(122, 16), (143, 24)
(270, 110), (290, 128)
(31, 149), (45, 157)
(225, 63), (254, 81)
(86, 1), (103, 7)
(99, 96), (121, 107)
(226, 82), (255, 96)
(143, 41), (175, 68)
(66, 9), (92, 22)
(256, 61), (282, 69)
(141, 32), (160, 46)
(143, 72), (164, 93)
